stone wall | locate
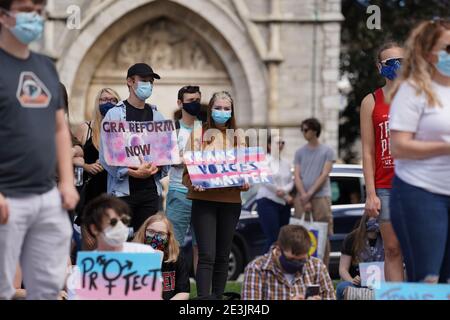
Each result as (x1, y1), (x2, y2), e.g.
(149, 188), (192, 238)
(40, 0), (343, 162)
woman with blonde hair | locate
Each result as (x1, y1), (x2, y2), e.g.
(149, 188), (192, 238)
(134, 213), (190, 300)
(389, 19), (450, 283)
(74, 88), (121, 250)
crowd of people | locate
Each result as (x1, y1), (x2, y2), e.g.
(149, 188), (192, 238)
(0, 0), (449, 301)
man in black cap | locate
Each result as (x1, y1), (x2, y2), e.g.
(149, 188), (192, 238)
(100, 63), (168, 232)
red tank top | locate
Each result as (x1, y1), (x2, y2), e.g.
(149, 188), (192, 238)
(372, 88), (394, 188)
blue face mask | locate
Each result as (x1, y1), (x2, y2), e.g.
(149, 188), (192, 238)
(211, 109), (232, 125)
(99, 102), (116, 117)
(366, 218), (380, 233)
(9, 12), (44, 45)
(435, 50), (450, 77)
(380, 58), (402, 81)
(134, 81), (153, 101)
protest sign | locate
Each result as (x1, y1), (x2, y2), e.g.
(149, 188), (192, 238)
(74, 251), (163, 300)
(359, 261), (385, 288)
(184, 147), (273, 189)
(376, 282), (450, 300)
(101, 120), (180, 167)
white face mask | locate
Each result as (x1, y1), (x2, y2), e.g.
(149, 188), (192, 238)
(101, 220), (129, 247)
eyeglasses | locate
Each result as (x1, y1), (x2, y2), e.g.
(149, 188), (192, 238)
(380, 58), (403, 67)
(145, 229), (168, 240)
(99, 98), (118, 104)
(108, 215), (131, 227)
(181, 85), (200, 91)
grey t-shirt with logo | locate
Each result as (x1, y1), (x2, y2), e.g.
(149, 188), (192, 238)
(294, 144), (336, 198)
(0, 48), (63, 197)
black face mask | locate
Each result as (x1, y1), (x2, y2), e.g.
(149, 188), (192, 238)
(182, 101), (201, 116)
(279, 251), (307, 274)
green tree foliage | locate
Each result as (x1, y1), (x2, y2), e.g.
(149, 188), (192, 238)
(339, 0), (450, 163)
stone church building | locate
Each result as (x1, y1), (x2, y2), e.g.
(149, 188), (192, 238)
(37, 0), (343, 161)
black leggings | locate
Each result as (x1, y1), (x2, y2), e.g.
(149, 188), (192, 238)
(191, 199), (241, 299)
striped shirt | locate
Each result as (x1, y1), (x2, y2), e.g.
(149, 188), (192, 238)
(242, 248), (336, 300)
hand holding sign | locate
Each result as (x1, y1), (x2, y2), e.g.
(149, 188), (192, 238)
(128, 156), (159, 179)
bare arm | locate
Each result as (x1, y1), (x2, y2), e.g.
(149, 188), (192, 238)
(360, 94), (381, 217)
(74, 122), (89, 147)
(339, 254), (354, 282)
(56, 110), (79, 210)
(360, 94), (377, 198)
(294, 164), (307, 196)
(391, 131), (450, 160)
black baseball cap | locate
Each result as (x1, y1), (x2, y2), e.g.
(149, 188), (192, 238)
(126, 63), (161, 80)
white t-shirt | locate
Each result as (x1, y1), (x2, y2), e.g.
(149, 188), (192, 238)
(390, 81), (450, 196)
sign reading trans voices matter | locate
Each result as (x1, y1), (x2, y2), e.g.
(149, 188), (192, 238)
(184, 147), (273, 189)
(101, 120), (180, 167)
(74, 251), (163, 300)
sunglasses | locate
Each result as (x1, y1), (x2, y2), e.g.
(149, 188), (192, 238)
(380, 58), (403, 67)
(108, 215), (131, 227)
(145, 229), (168, 239)
(99, 98), (118, 104)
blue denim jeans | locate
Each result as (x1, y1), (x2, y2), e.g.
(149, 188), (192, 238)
(336, 281), (358, 300)
(166, 190), (196, 246)
(390, 175), (450, 283)
(257, 198), (291, 252)
(376, 188), (391, 222)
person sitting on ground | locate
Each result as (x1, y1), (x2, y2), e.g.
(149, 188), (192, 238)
(336, 213), (384, 300)
(242, 225), (336, 300)
(133, 213), (190, 300)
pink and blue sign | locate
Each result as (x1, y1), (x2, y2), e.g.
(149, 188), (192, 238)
(101, 120), (180, 167)
(184, 147), (273, 189)
(75, 251), (163, 300)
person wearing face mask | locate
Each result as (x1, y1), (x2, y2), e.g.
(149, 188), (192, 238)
(133, 213), (190, 300)
(0, 0), (79, 300)
(82, 195), (154, 254)
(242, 225), (335, 300)
(99, 63), (169, 235)
(388, 19), (450, 284)
(182, 91), (250, 299)
(74, 88), (120, 251)
(166, 85), (202, 275)
(336, 214), (385, 300)
(360, 42), (405, 283)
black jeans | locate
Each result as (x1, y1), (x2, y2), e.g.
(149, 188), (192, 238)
(121, 189), (159, 232)
(191, 199), (241, 299)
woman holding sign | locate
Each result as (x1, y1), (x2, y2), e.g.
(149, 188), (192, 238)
(183, 91), (249, 300)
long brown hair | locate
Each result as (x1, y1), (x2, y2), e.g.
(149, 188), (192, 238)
(389, 19), (450, 107)
(349, 213), (371, 265)
(133, 213), (180, 263)
(91, 88), (121, 150)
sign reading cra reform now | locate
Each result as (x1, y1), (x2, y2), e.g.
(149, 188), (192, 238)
(184, 147), (273, 189)
(101, 120), (180, 167)
(72, 251), (164, 300)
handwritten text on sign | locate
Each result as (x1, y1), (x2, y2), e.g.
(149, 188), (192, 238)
(75, 251), (163, 300)
(184, 147), (273, 189)
(101, 120), (180, 167)
(375, 282), (450, 300)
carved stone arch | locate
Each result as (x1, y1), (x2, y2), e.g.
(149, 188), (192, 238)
(58, 0), (268, 126)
